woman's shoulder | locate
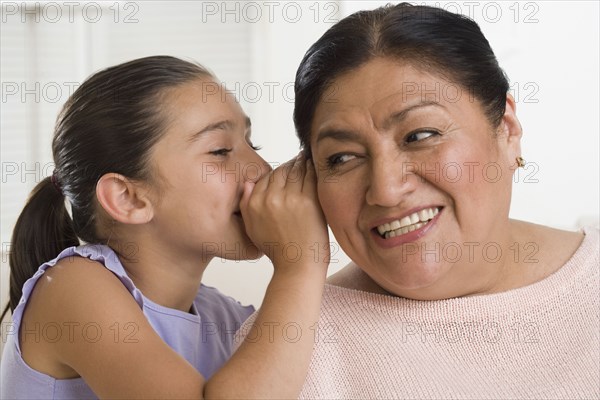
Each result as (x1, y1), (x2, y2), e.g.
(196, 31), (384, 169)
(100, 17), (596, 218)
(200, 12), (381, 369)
(509, 221), (597, 288)
(575, 225), (599, 264)
(512, 219), (585, 243)
(512, 219), (586, 263)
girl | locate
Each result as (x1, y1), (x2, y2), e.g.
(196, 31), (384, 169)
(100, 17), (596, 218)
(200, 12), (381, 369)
(0, 56), (329, 399)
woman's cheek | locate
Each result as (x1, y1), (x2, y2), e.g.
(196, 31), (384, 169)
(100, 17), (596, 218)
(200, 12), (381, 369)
(320, 177), (357, 226)
(318, 181), (343, 225)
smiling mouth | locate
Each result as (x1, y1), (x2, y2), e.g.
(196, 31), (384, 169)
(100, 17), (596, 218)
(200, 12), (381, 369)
(375, 207), (441, 239)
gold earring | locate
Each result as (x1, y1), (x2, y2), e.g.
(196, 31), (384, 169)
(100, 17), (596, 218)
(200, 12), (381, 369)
(516, 156), (526, 168)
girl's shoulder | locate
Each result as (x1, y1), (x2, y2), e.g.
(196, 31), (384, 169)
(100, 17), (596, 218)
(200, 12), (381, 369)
(18, 244), (144, 339)
(12, 244), (133, 322)
(15, 245), (156, 380)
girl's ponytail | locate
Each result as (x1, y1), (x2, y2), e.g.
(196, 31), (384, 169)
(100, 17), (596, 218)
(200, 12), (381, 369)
(0, 176), (78, 322)
(0, 56), (212, 322)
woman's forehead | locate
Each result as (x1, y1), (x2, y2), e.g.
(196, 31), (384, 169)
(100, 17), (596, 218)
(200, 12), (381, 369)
(311, 60), (465, 131)
(316, 59), (457, 112)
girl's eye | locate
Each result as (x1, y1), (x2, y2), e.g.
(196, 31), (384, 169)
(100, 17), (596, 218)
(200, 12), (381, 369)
(406, 130), (439, 143)
(250, 143), (262, 151)
(210, 148), (232, 156)
(326, 153), (356, 169)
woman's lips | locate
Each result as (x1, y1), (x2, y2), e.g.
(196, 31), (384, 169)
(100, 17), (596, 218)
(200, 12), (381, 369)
(370, 206), (442, 248)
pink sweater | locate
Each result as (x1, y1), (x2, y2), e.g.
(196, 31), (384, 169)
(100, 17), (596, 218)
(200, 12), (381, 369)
(299, 227), (599, 399)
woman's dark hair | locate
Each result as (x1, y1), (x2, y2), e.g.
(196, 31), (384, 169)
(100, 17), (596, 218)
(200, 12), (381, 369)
(1, 56), (211, 321)
(294, 3), (510, 155)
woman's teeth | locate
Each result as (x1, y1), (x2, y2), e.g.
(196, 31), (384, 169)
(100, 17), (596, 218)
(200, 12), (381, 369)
(376, 207), (440, 239)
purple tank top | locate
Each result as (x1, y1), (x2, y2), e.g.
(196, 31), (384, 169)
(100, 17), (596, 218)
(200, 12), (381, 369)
(0, 245), (255, 399)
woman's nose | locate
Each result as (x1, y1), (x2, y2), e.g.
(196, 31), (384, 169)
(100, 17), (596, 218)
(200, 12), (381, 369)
(365, 155), (416, 207)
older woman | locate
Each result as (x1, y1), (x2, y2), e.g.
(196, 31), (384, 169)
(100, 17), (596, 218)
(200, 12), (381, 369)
(292, 3), (599, 398)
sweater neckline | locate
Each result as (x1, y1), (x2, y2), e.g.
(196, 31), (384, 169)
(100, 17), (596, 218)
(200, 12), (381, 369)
(324, 226), (598, 319)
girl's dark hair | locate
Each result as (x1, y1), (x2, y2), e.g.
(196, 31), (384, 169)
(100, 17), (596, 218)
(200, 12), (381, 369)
(294, 3), (510, 155)
(1, 56), (211, 321)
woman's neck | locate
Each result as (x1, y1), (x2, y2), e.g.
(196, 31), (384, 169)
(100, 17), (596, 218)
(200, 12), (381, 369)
(328, 220), (583, 300)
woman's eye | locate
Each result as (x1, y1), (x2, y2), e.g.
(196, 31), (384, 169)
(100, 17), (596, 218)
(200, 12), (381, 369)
(326, 153), (356, 168)
(210, 148), (232, 156)
(406, 130), (439, 143)
(250, 143), (262, 151)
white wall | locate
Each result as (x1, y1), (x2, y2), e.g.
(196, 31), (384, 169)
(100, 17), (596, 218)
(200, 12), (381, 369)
(1, 1), (598, 333)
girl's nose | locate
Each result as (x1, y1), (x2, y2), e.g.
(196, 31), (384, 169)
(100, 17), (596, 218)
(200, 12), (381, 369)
(243, 149), (272, 184)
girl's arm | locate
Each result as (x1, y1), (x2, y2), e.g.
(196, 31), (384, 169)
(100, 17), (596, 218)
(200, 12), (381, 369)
(22, 156), (328, 399)
(206, 156), (329, 398)
(21, 256), (206, 399)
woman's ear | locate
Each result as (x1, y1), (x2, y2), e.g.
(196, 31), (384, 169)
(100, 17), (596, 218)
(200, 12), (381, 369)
(498, 93), (523, 167)
(96, 173), (154, 224)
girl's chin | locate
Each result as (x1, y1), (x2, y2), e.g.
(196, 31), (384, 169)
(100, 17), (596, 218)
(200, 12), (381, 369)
(242, 244), (263, 261)
(231, 241), (263, 261)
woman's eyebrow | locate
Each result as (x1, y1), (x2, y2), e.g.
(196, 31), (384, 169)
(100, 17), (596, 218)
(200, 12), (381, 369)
(316, 128), (360, 144)
(380, 100), (445, 130)
(316, 101), (444, 143)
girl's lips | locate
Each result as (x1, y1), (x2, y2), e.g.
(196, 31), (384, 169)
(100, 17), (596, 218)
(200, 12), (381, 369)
(370, 207), (442, 248)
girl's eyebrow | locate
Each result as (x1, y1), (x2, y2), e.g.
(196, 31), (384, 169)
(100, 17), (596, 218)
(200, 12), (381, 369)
(188, 120), (231, 142)
(188, 117), (251, 142)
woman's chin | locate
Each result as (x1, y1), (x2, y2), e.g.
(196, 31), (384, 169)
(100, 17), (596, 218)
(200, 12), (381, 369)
(376, 262), (450, 295)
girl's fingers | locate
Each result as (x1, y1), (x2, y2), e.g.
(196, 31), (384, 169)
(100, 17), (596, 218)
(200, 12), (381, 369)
(250, 168), (274, 196)
(302, 159), (318, 196)
(240, 181), (255, 215)
(268, 154), (303, 189)
(266, 157), (293, 189)
(241, 168), (272, 217)
(243, 153), (312, 217)
(284, 153), (306, 191)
